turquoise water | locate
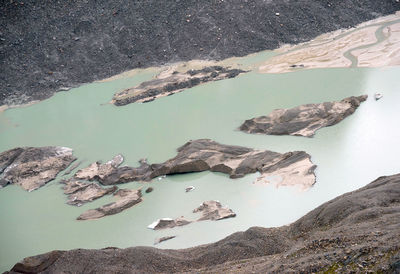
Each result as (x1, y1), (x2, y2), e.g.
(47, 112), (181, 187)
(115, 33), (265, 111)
(1, 46), (400, 272)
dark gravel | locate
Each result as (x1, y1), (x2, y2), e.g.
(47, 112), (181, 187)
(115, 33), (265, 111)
(1, 0), (399, 106)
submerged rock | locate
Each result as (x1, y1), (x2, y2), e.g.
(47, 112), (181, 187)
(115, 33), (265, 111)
(239, 95), (368, 137)
(193, 200), (236, 221)
(61, 179), (117, 206)
(111, 66), (246, 106)
(77, 188), (142, 220)
(145, 187), (154, 193)
(185, 186), (195, 192)
(154, 236), (176, 245)
(88, 139), (316, 190)
(0, 146), (76, 191)
(147, 217), (191, 230)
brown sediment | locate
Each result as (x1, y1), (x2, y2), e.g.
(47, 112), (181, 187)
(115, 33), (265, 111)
(353, 22), (400, 67)
(258, 14), (400, 73)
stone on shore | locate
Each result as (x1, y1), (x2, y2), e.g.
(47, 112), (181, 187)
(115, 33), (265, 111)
(0, 146), (76, 191)
(239, 95), (368, 137)
(77, 188), (142, 220)
(61, 179), (117, 206)
(111, 66), (246, 106)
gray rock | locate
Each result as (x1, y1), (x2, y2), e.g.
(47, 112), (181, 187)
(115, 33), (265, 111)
(61, 179), (117, 206)
(0, 146), (76, 191)
(193, 200), (236, 221)
(148, 200), (235, 230)
(77, 188), (142, 220)
(88, 139), (316, 190)
(239, 95), (368, 137)
(147, 217), (191, 230)
(111, 66), (246, 106)
(74, 154), (123, 183)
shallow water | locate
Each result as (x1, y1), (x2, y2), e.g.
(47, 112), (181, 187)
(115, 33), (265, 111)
(1, 41), (400, 273)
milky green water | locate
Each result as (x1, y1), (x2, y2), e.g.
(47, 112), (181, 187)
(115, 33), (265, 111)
(1, 53), (400, 271)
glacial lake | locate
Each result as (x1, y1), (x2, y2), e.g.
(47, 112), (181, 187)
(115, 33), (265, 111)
(1, 48), (400, 272)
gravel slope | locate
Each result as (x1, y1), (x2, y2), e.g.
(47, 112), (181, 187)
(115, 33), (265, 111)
(1, 0), (399, 106)
(7, 173), (400, 273)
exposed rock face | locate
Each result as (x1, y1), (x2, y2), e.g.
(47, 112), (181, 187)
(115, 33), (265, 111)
(147, 217), (191, 230)
(111, 66), (245, 106)
(0, 147), (76, 191)
(240, 95), (368, 137)
(74, 154), (123, 183)
(77, 188), (142, 220)
(84, 139), (316, 190)
(8, 173), (400, 273)
(193, 200), (236, 221)
(61, 179), (117, 206)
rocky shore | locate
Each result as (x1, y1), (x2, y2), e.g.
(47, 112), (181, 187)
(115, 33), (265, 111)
(240, 95), (368, 137)
(7, 173), (400, 273)
(1, 1), (398, 107)
(112, 66), (246, 105)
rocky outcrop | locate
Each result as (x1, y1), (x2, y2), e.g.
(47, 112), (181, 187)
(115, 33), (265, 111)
(77, 188), (142, 220)
(239, 95), (368, 137)
(193, 200), (236, 221)
(61, 179), (117, 206)
(74, 154), (123, 182)
(148, 200), (236, 230)
(111, 66), (246, 106)
(0, 147), (76, 191)
(8, 173), (400, 273)
(79, 139), (316, 189)
(147, 217), (191, 230)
